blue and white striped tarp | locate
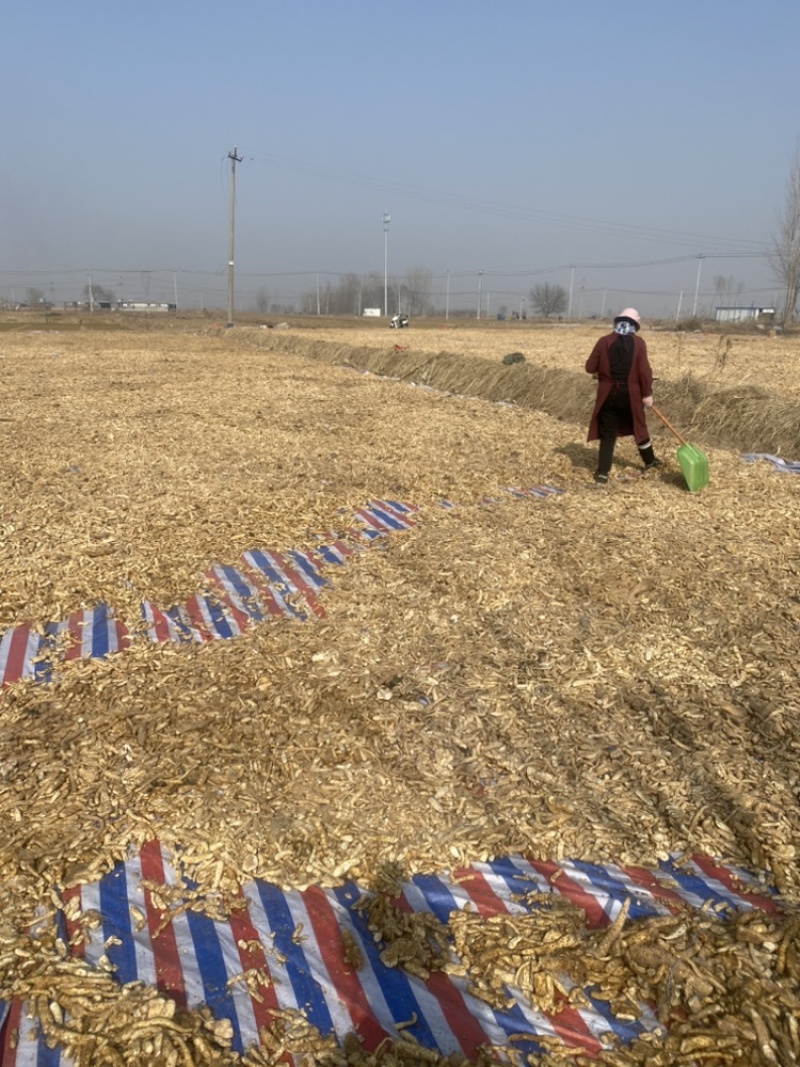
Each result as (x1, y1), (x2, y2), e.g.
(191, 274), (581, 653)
(741, 452), (800, 474)
(0, 843), (782, 1065)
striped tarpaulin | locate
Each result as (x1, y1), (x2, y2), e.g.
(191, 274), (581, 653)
(0, 493), (557, 688)
(741, 452), (800, 474)
(0, 605), (130, 687)
(0, 844), (780, 1065)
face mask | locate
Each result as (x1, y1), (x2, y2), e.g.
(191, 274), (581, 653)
(613, 320), (637, 335)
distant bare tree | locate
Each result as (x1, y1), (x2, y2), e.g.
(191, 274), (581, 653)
(403, 266), (433, 316)
(26, 287), (46, 305)
(300, 273), (384, 316)
(530, 283), (568, 318)
(82, 283), (115, 304)
(713, 274), (732, 309)
(770, 150), (800, 328)
(255, 287), (271, 314)
(359, 272), (385, 311)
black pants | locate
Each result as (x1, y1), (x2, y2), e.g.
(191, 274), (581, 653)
(596, 385), (655, 475)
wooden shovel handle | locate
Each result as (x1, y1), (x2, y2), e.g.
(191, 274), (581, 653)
(650, 403), (688, 446)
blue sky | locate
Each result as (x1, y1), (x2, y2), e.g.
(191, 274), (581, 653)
(2, 0), (798, 314)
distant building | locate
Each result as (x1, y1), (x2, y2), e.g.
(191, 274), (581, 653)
(714, 305), (774, 324)
(362, 308), (382, 317)
(117, 302), (177, 313)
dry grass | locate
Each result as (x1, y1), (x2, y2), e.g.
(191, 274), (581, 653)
(254, 318), (799, 392)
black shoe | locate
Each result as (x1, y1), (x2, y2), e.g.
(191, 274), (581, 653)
(594, 472), (609, 484)
(643, 458), (662, 473)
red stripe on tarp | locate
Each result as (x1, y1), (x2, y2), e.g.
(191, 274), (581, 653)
(61, 884), (85, 958)
(1, 626), (32, 685)
(329, 540), (355, 558)
(269, 552), (325, 619)
(0, 997), (22, 1065)
(182, 596), (213, 642)
(617, 864), (694, 910)
(417, 968), (494, 1059)
(368, 501), (418, 527)
(139, 841), (188, 1008)
(143, 603), (171, 643)
(203, 572), (251, 634)
(450, 867), (511, 920)
(545, 1000), (603, 1058)
(526, 861), (609, 929)
(226, 889), (285, 1050)
(353, 507), (390, 532)
(238, 565), (292, 618)
(114, 619), (131, 653)
(395, 883), (598, 1058)
(688, 854), (781, 917)
(302, 886), (386, 1052)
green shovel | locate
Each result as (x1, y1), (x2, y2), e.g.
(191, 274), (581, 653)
(651, 404), (709, 492)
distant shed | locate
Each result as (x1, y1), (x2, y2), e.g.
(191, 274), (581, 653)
(714, 306), (774, 324)
(118, 302), (176, 314)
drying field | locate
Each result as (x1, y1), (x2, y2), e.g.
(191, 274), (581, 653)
(1, 319), (800, 1065)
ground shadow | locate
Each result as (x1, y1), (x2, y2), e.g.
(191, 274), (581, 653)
(554, 443), (597, 472)
(555, 442), (641, 474)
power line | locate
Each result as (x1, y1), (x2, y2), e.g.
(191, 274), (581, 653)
(238, 146), (765, 253)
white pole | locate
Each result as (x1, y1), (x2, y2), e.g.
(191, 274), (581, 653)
(383, 212), (390, 317)
(568, 266), (574, 319)
(173, 271), (178, 309)
(88, 274), (94, 313)
(601, 289), (607, 319)
(226, 147), (242, 328)
(445, 270), (450, 321)
(675, 289), (684, 321)
(477, 271), (483, 319)
(692, 255), (704, 318)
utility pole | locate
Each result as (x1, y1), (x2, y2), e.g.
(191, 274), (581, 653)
(316, 273), (320, 316)
(226, 147), (243, 328)
(88, 274), (94, 313)
(445, 270), (450, 321)
(173, 271), (178, 310)
(383, 212), (390, 317)
(676, 289), (684, 321)
(568, 266), (575, 319)
(692, 254), (704, 318)
(477, 270), (483, 319)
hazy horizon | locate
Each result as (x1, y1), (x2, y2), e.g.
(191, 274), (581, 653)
(3, 0), (798, 317)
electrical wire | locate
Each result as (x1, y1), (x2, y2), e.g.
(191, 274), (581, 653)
(237, 146), (765, 253)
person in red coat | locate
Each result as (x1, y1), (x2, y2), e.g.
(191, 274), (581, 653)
(585, 307), (659, 484)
